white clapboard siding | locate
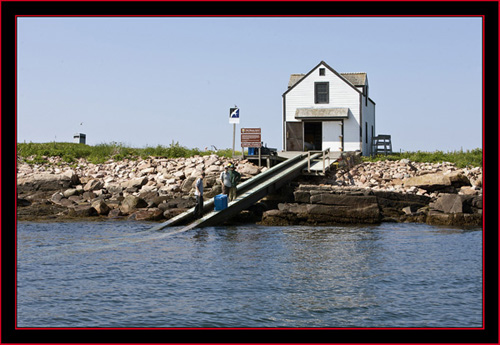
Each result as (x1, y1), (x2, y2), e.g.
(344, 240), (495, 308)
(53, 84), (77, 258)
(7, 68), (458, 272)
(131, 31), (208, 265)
(285, 65), (360, 123)
(283, 61), (375, 155)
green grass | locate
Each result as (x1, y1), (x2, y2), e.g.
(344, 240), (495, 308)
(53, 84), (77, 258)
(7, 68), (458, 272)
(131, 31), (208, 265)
(17, 141), (238, 165)
(18, 142), (482, 169)
(362, 149), (482, 168)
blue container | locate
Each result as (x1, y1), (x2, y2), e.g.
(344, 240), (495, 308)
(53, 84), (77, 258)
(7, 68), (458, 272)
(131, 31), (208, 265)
(214, 194), (228, 211)
(248, 147), (255, 155)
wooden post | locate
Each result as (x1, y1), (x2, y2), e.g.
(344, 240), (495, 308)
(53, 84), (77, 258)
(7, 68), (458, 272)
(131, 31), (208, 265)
(232, 123), (236, 157)
(258, 147), (261, 167)
(322, 150), (325, 174)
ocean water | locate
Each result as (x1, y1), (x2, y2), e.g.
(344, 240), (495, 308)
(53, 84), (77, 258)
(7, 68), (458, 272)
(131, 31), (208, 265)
(16, 221), (483, 328)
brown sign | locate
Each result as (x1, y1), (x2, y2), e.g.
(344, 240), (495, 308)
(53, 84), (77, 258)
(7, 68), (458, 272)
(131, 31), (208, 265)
(241, 142), (262, 148)
(241, 127), (262, 147)
(241, 134), (261, 141)
(241, 134), (261, 147)
(241, 128), (261, 134)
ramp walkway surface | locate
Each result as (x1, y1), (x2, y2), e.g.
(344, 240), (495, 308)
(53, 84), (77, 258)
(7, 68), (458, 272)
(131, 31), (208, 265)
(150, 150), (332, 233)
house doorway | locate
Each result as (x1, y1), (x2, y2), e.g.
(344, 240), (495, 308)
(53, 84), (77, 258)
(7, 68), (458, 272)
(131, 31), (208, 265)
(304, 122), (322, 151)
(285, 122), (303, 151)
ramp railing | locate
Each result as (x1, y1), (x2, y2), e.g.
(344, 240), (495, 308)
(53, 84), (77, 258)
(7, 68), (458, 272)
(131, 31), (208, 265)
(306, 148), (331, 174)
(150, 152), (307, 231)
(151, 149), (336, 232)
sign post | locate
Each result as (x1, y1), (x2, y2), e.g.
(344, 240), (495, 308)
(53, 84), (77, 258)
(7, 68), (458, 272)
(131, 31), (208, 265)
(241, 128), (262, 166)
(229, 108), (240, 157)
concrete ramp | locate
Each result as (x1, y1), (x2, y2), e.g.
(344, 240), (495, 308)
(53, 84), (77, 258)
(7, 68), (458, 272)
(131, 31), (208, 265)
(151, 151), (327, 232)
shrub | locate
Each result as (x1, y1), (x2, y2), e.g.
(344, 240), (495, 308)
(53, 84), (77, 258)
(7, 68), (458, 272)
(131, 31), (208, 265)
(363, 149), (482, 168)
(17, 141), (238, 164)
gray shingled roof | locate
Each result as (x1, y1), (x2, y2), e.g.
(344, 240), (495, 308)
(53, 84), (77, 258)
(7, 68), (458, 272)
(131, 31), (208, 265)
(288, 74), (305, 88)
(287, 72), (367, 88)
(340, 73), (367, 87)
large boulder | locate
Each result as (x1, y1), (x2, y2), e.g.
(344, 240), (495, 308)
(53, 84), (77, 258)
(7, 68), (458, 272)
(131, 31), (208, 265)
(275, 198), (381, 224)
(293, 190), (311, 203)
(17, 201), (68, 220)
(403, 172), (470, 191)
(429, 194), (465, 214)
(181, 176), (198, 193)
(282, 185), (381, 224)
(17, 171), (80, 192)
(83, 179), (104, 191)
(120, 177), (148, 189)
(430, 193), (482, 215)
(238, 163), (261, 176)
(91, 200), (111, 215)
(128, 208), (164, 221)
(105, 183), (123, 195)
(68, 205), (98, 217)
(373, 190), (431, 219)
(260, 209), (297, 226)
(426, 211), (482, 226)
(309, 193), (377, 207)
(108, 208), (123, 219)
(119, 195), (148, 214)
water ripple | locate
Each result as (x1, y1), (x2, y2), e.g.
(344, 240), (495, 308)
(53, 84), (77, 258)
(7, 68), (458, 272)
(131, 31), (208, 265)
(17, 221), (482, 328)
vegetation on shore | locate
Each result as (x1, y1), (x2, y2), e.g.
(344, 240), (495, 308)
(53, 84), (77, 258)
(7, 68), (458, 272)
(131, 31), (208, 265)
(17, 141), (237, 165)
(362, 149), (482, 168)
(17, 142), (482, 168)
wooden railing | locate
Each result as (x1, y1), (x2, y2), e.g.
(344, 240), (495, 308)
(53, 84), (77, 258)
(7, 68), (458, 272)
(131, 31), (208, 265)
(306, 148), (331, 174)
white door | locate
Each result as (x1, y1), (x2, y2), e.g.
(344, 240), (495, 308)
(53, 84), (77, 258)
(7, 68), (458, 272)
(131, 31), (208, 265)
(322, 121), (343, 152)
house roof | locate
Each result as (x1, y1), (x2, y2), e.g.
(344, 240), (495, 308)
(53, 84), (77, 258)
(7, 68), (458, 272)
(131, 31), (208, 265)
(288, 74), (305, 88)
(295, 107), (349, 120)
(285, 61), (368, 95)
(340, 72), (367, 87)
(287, 71), (367, 89)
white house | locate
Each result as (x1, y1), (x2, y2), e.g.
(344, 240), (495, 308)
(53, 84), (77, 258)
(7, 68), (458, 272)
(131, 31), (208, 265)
(282, 61), (376, 156)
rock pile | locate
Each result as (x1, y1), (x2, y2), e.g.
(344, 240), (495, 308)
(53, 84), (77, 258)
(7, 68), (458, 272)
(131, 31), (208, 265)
(17, 155), (483, 227)
(260, 159), (483, 227)
(331, 159), (482, 197)
(17, 155), (265, 221)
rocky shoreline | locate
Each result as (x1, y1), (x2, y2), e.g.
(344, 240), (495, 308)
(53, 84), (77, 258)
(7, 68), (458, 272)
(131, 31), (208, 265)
(16, 155), (482, 227)
(261, 159), (482, 227)
(17, 154), (263, 222)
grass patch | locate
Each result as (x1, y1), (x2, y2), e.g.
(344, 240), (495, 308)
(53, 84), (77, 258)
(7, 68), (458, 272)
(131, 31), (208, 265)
(362, 149), (482, 168)
(19, 142), (481, 168)
(17, 141), (238, 165)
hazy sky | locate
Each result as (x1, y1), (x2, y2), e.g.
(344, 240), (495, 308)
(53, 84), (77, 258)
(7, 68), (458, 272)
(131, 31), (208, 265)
(17, 16), (482, 152)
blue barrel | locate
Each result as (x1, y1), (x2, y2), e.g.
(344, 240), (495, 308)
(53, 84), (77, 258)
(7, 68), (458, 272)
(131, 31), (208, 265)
(214, 194), (228, 211)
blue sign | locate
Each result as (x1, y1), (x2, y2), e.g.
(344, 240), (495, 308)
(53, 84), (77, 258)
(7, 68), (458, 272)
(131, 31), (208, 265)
(229, 108), (240, 124)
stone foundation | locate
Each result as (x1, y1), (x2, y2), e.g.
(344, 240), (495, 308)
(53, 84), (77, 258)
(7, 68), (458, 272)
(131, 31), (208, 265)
(260, 184), (482, 227)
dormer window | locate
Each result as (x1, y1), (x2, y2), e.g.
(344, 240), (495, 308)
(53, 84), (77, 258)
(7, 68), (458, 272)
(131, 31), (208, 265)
(319, 68), (325, 76)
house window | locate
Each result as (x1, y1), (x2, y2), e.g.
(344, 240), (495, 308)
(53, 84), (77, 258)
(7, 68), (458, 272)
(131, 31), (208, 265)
(319, 68), (325, 76)
(315, 82), (329, 104)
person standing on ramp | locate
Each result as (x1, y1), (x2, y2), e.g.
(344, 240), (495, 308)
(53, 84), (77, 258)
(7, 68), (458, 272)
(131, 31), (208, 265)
(228, 164), (241, 202)
(194, 172), (205, 219)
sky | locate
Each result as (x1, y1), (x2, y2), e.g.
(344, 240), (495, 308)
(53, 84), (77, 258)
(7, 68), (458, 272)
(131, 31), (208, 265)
(16, 16), (483, 153)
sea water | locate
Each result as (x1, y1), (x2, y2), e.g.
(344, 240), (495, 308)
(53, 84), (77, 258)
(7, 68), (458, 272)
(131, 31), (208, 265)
(16, 221), (482, 328)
